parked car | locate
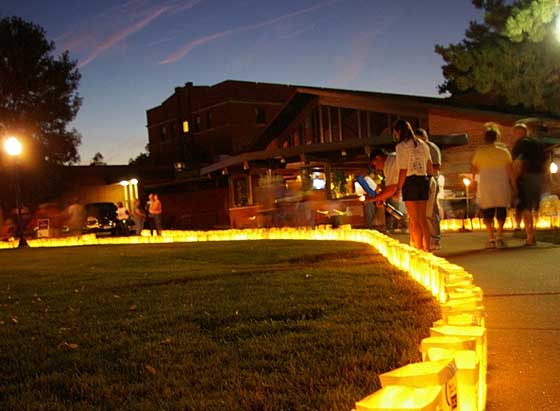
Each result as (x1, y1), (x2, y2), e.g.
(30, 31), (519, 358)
(82, 202), (135, 236)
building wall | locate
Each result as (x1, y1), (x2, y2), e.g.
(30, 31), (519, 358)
(158, 187), (229, 229)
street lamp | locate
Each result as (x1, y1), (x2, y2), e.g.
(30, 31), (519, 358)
(3, 136), (28, 248)
(461, 177), (472, 232)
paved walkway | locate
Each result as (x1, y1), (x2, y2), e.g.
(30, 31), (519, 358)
(393, 231), (560, 411)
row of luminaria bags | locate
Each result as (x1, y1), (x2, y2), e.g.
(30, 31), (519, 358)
(0, 226), (487, 410)
(350, 230), (486, 411)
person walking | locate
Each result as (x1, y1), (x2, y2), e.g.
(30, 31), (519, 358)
(416, 128), (442, 250)
(66, 198), (85, 236)
(132, 199), (146, 235)
(511, 122), (546, 245)
(149, 193), (162, 235)
(471, 124), (515, 249)
(394, 120), (432, 251)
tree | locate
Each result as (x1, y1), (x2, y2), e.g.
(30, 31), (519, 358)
(90, 152), (106, 166)
(129, 145), (153, 166)
(435, 0), (560, 114)
(0, 16), (82, 164)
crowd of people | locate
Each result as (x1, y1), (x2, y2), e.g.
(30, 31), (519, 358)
(115, 193), (163, 236)
(365, 119), (547, 252)
(0, 193), (164, 240)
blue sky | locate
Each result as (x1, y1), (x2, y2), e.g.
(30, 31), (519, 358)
(1, 0), (483, 164)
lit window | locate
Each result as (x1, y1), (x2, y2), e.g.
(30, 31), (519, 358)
(183, 121), (189, 133)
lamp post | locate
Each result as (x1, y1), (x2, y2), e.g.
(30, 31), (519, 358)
(4, 136), (28, 248)
(460, 177), (472, 232)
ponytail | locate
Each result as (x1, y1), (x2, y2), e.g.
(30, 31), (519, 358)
(393, 119), (420, 147)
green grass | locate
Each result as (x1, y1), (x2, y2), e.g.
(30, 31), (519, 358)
(0, 240), (440, 411)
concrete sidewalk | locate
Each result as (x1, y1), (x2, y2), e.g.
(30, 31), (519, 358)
(395, 231), (560, 410)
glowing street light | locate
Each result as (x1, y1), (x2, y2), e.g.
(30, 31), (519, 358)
(3, 136), (28, 248)
(119, 179), (139, 210)
(461, 177), (472, 232)
(4, 136), (22, 156)
(550, 161), (558, 174)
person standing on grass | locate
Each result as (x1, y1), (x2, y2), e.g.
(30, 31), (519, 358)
(394, 120), (433, 251)
(145, 193), (154, 234)
(416, 128), (442, 250)
(471, 124), (515, 249)
(116, 201), (130, 236)
(511, 122), (546, 246)
(149, 194), (163, 235)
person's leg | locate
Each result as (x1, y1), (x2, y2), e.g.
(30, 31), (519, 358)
(155, 214), (162, 235)
(482, 208), (496, 248)
(364, 202), (374, 229)
(426, 177), (437, 245)
(495, 207), (507, 248)
(416, 200), (431, 252)
(405, 201), (419, 249)
(523, 209), (535, 244)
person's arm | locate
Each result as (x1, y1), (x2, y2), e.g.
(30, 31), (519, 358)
(373, 184), (399, 203)
(398, 169), (407, 191)
(471, 164), (478, 176)
(506, 162), (516, 192)
(395, 143), (407, 191)
(426, 159), (433, 177)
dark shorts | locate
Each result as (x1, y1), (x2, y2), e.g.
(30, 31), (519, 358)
(402, 175), (430, 202)
(516, 173), (544, 211)
(481, 207), (507, 222)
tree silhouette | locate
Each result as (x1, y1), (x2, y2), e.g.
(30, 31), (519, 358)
(0, 16), (82, 164)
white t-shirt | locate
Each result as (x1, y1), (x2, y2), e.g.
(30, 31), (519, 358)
(117, 206), (129, 220)
(383, 153), (399, 186)
(396, 139), (432, 177)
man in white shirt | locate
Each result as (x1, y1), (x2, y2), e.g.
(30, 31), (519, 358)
(368, 149), (407, 231)
(416, 128), (442, 249)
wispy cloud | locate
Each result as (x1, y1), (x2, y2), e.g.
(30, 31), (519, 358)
(330, 11), (399, 88)
(331, 30), (378, 87)
(277, 21), (319, 40)
(59, 0), (204, 68)
(159, 0), (343, 65)
(78, 5), (172, 68)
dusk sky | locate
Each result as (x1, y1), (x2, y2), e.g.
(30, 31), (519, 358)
(1, 0), (483, 164)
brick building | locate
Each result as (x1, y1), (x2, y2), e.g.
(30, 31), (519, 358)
(146, 81), (560, 229)
(201, 85), (560, 228)
(146, 80), (294, 168)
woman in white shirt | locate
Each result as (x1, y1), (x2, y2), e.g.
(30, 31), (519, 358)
(394, 120), (433, 251)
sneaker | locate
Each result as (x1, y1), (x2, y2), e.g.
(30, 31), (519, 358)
(485, 239), (496, 249)
(495, 238), (507, 249)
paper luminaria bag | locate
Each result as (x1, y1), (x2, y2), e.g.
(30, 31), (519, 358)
(356, 175), (378, 197)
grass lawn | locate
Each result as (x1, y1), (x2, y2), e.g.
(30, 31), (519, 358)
(0, 240), (440, 411)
